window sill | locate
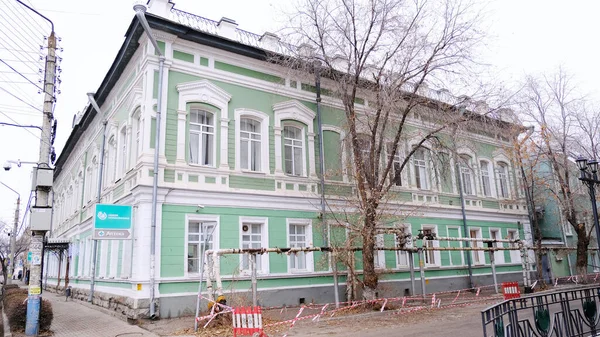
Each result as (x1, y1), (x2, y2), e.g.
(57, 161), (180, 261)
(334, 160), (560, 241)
(240, 170), (267, 176)
(188, 163), (217, 169)
(288, 269), (314, 274)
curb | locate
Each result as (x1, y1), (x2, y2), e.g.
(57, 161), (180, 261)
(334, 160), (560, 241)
(2, 305), (11, 337)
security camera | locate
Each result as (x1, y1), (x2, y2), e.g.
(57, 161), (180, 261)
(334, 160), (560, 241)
(3, 162), (11, 171)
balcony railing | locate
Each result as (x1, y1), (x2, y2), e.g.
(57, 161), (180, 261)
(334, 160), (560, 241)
(481, 284), (600, 337)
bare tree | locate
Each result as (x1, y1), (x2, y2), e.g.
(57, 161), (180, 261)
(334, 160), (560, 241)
(277, 0), (505, 299)
(519, 67), (594, 276)
(0, 234), (30, 285)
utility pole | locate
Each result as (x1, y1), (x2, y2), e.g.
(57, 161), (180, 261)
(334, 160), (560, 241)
(9, 197), (20, 284)
(18, 1), (57, 332)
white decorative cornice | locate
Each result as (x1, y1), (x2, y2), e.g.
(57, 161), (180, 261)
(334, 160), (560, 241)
(273, 100), (316, 127)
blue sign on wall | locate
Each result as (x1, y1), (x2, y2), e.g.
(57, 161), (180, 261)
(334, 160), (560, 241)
(93, 204), (132, 240)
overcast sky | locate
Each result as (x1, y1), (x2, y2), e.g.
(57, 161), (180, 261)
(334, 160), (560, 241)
(0, 0), (599, 228)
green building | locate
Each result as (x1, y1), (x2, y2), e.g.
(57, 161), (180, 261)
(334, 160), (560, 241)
(46, 0), (532, 318)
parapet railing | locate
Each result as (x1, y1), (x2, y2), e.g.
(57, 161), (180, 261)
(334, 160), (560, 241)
(482, 284), (600, 337)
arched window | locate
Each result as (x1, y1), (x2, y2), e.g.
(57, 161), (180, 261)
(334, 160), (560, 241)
(134, 111), (142, 162)
(240, 118), (262, 171)
(480, 160), (492, 197)
(356, 134), (372, 179)
(387, 143), (403, 186)
(118, 126), (128, 177)
(497, 162), (510, 198)
(284, 125), (304, 176)
(189, 109), (215, 166)
(413, 147), (429, 190)
(459, 155), (474, 195)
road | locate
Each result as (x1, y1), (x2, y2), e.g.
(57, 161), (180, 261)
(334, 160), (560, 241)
(284, 303), (489, 337)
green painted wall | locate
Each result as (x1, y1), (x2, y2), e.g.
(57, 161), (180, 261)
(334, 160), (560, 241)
(173, 50), (194, 63)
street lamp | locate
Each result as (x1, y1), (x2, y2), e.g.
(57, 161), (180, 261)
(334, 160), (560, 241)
(576, 156), (600, 260)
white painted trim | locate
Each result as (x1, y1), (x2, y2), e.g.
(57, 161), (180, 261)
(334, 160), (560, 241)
(507, 229), (521, 263)
(374, 234), (386, 269)
(395, 223), (413, 268)
(478, 158), (496, 198)
(286, 218), (314, 273)
(183, 214), (220, 278)
(234, 109), (270, 173)
(239, 216), (270, 275)
(446, 225), (464, 266)
(468, 227), (486, 265)
(273, 100), (316, 177)
(322, 125), (348, 182)
(421, 224), (441, 267)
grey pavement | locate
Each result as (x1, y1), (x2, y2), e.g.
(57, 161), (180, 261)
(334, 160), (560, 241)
(43, 292), (158, 337)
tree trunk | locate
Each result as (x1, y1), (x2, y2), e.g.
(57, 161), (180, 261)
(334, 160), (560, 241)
(362, 207), (378, 300)
(575, 224), (590, 278)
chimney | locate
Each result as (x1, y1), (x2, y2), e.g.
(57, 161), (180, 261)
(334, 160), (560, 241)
(146, 0), (174, 17)
(218, 17), (238, 40)
(260, 32), (281, 52)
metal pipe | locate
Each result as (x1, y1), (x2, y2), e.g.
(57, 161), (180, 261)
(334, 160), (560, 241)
(418, 249), (426, 299)
(418, 236), (520, 244)
(456, 160), (474, 289)
(87, 93), (107, 303)
(251, 254), (258, 306)
(331, 251), (340, 308)
(134, 3), (165, 319)
(488, 245), (498, 294)
(408, 251), (416, 296)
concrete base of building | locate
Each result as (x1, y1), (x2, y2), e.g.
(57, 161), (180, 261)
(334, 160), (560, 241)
(159, 271), (526, 318)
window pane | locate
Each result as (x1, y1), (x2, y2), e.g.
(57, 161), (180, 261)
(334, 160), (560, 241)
(251, 140), (260, 171)
(189, 133), (199, 164)
(204, 133), (213, 166)
(285, 146), (293, 174)
(241, 139), (249, 170)
(294, 148), (303, 176)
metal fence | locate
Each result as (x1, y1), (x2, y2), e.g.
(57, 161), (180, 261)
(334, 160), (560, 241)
(482, 285), (600, 336)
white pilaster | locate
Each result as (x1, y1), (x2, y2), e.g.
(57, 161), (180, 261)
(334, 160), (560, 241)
(307, 132), (316, 177)
(274, 126), (283, 175)
(219, 117), (230, 169)
(176, 109), (187, 164)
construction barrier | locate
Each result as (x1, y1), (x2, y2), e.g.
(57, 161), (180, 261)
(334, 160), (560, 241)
(502, 282), (521, 300)
(233, 306), (265, 337)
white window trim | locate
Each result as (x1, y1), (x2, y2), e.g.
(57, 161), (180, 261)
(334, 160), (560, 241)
(479, 158), (496, 198)
(117, 124), (128, 178)
(469, 227), (485, 265)
(282, 123), (307, 177)
(493, 154), (513, 199)
(286, 218), (314, 273)
(395, 224), (413, 268)
(239, 216), (269, 275)
(507, 229), (521, 263)
(421, 224), (441, 267)
(273, 100), (316, 177)
(184, 214), (220, 278)
(446, 226), (464, 266)
(234, 109), (270, 174)
(322, 125), (348, 182)
(489, 228), (505, 264)
(374, 234), (386, 269)
(188, 108), (217, 167)
(458, 154), (477, 196)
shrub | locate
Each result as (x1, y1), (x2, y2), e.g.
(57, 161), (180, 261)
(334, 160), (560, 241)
(3, 290), (53, 332)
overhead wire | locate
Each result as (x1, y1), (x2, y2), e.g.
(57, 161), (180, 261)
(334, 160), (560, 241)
(0, 72), (40, 105)
(0, 110), (43, 143)
(2, 2), (48, 42)
(15, 0), (52, 34)
(0, 58), (44, 92)
(0, 87), (44, 113)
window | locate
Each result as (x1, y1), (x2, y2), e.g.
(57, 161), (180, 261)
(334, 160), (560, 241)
(187, 221), (216, 274)
(284, 126), (303, 176)
(387, 143), (402, 186)
(564, 223), (573, 236)
(288, 221), (313, 272)
(374, 234), (386, 269)
(480, 161), (492, 197)
(497, 162), (510, 198)
(133, 112), (142, 162)
(105, 136), (116, 185)
(396, 225), (412, 267)
(469, 228), (484, 265)
(413, 147), (429, 190)
(189, 109), (215, 166)
(507, 230), (521, 263)
(240, 118), (262, 171)
(357, 135), (372, 179)
(422, 226), (439, 266)
(241, 221), (267, 273)
(459, 155), (474, 195)
(118, 126), (128, 177)
(490, 229), (504, 264)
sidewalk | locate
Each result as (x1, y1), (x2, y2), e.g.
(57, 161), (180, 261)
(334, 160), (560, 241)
(42, 292), (158, 337)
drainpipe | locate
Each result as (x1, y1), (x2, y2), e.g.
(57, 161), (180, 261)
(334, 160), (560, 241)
(314, 61), (339, 307)
(87, 93), (107, 303)
(134, 3), (165, 319)
(456, 158), (474, 289)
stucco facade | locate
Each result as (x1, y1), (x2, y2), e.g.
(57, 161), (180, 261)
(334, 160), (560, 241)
(45, 1), (532, 318)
